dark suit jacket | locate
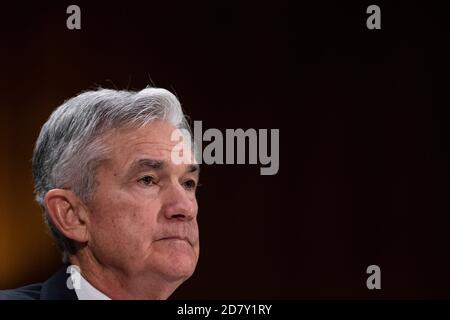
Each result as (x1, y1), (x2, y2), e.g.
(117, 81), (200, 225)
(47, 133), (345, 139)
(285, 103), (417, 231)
(0, 266), (78, 300)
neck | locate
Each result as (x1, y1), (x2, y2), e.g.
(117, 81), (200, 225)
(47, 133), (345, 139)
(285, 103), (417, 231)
(69, 249), (183, 300)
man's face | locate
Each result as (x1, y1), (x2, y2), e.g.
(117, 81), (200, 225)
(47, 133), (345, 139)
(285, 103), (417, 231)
(85, 120), (199, 284)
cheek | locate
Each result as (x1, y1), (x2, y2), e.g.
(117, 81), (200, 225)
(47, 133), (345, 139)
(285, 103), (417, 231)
(88, 192), (161, 260)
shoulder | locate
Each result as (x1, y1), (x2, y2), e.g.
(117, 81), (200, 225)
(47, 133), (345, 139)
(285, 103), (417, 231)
(0, 283), (42, 300)
(0, 265), (77, 300)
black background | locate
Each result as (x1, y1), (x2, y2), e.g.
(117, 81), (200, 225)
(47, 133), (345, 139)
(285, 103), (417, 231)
(1, 0), (450, 299)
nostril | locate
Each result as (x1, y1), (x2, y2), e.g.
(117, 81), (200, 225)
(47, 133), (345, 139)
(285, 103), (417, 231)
(172, 213), (186, 219)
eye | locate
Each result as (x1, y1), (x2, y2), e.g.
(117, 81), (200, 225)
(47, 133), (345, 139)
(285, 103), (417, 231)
(138, 175), (156, 186)
(183, 179), (197, 191)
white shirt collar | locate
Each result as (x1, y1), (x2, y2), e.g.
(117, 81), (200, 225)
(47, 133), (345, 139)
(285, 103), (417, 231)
(69, 265), (111, 300)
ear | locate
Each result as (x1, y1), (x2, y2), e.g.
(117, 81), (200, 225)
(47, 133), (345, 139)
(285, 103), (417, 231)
(44, 189), (90, 243)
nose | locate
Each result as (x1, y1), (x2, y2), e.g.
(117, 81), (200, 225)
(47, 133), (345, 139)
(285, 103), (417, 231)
(161, 181), (197, 221)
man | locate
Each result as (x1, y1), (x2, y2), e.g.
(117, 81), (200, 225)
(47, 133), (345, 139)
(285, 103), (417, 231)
(0, 87), (200, 300)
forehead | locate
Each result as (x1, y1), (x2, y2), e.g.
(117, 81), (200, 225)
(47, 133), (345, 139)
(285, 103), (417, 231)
(105, 120), (194, 168)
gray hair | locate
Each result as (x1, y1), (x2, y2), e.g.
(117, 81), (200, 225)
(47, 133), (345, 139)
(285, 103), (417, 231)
(32, 87), (191, 262)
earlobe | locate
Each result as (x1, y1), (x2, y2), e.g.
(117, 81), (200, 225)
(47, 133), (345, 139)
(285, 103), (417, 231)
(44, 189), (89, 243)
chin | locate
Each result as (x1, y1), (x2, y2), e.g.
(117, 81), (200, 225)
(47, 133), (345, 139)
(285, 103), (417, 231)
(149, 240), (199, 282)
(162, 253), (197, 282)
(149, 252), (197, 283)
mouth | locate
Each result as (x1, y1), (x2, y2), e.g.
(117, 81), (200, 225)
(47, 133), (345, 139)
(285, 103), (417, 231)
(157, 236), (192, 246)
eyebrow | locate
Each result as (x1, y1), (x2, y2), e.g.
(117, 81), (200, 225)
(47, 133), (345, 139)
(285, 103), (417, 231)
(134, 159), (166, 170)
(127, 158), (200, 176)
(188, 163), (200, 175)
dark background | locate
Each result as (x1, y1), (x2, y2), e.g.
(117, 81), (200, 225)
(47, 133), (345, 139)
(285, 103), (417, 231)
(1, 0), (449, 299)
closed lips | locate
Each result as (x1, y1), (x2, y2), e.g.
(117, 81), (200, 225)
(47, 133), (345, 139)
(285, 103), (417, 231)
(158, 236), (191, 245)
